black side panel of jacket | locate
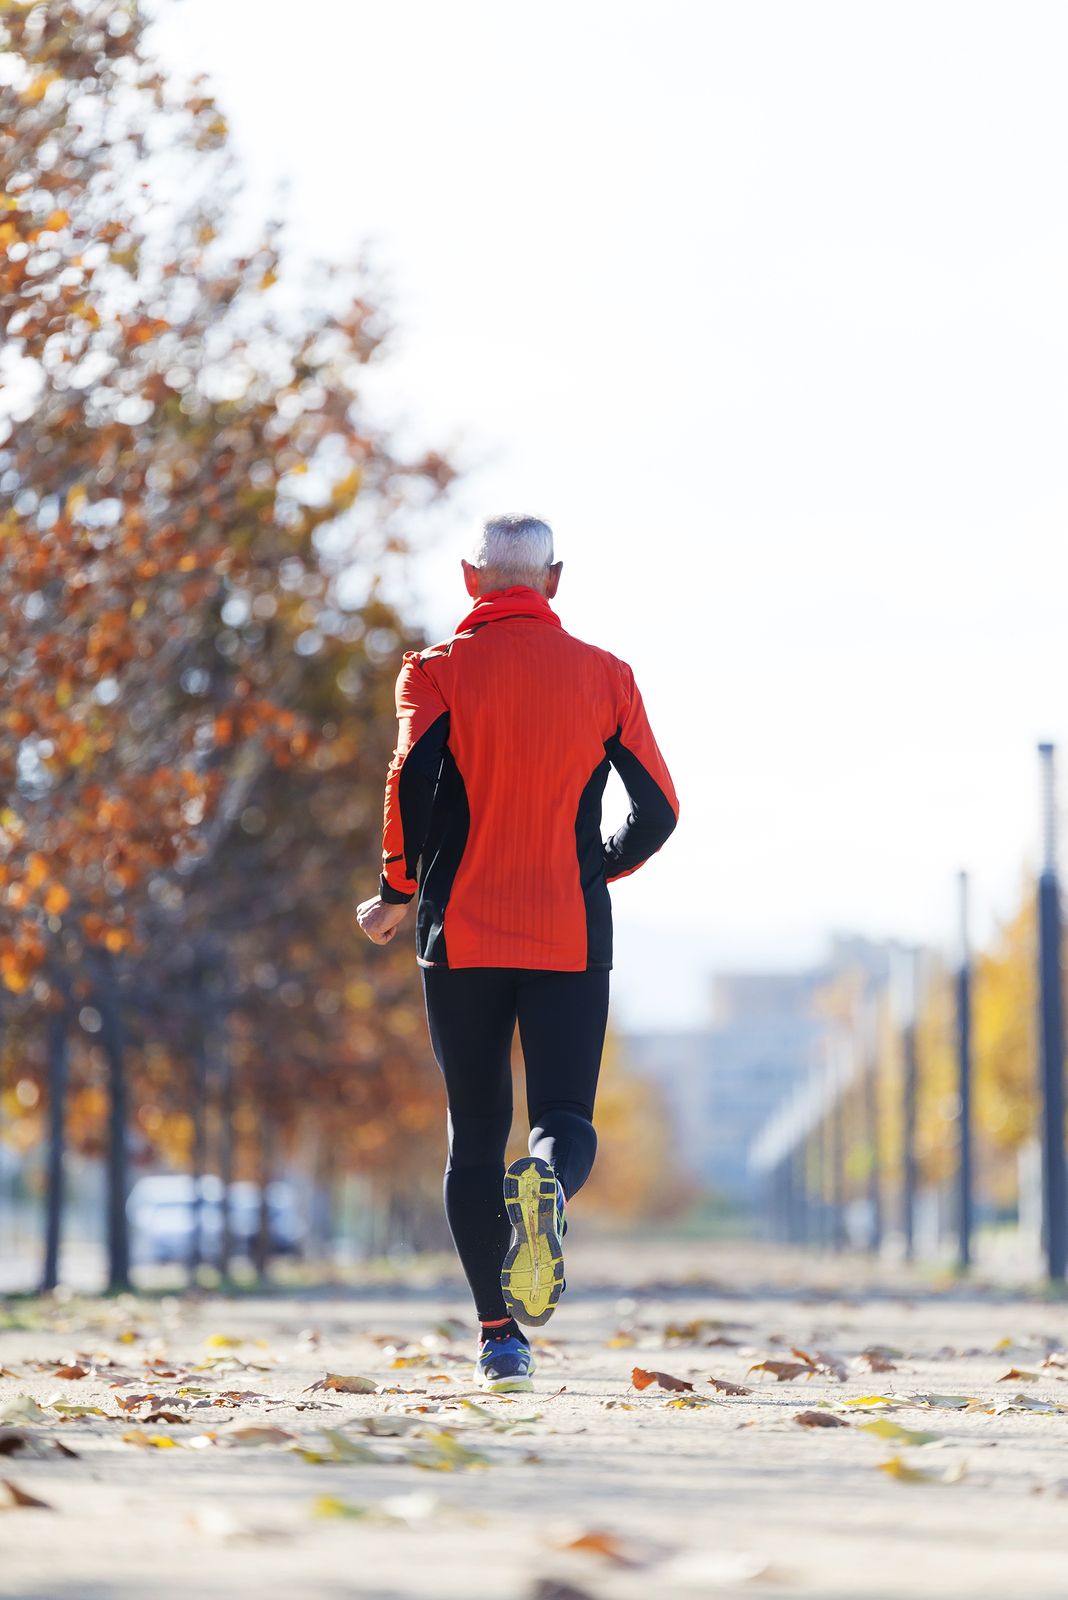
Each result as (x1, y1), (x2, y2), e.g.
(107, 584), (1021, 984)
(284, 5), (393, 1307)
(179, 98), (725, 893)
(574, 753), (614, 968)
(416, 745), (470, 966)
(602, 729), (678, 879)
(379, 711), (450, 904)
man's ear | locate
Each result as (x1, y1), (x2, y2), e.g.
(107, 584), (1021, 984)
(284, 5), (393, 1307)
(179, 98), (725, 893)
(545, 560), (563, 599)
(461, 558), (481, 598)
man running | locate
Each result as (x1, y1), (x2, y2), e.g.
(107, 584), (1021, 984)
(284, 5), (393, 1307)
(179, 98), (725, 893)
(357, 515), (678, 1392)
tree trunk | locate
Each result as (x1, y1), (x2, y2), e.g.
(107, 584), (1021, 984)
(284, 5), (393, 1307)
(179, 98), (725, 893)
(41, 1001), (69, 1293)
(189, 1015), (207, 1289)
(93, 950), (130, 1292)
(253, 1113), (273, 1283)
(217, 1040), (234, 1282)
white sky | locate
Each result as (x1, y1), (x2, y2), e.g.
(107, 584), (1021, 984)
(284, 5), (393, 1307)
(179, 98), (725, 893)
(149, 0), (1068, 1028)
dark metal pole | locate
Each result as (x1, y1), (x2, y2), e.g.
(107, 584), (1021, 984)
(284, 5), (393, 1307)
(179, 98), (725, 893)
(901, 949), (918, 1263)
(1037, 744), (1067, 1283)
(863, 997), (882, 1254)
(956, 872), (974, 1271)
(794, 1145), (809, 1244)
(831, 1058), (846, 1252)
(41, 1000), (69, 1293)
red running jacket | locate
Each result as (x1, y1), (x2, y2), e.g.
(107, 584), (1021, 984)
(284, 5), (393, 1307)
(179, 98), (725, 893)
(378, 586), (678, 971)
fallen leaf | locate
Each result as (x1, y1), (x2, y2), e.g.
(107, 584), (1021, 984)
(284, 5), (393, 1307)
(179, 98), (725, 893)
(312, 1496), (371, 1520)
(878, 1454), (966, 1485)
(990, 1393), (1066, 1415)
(348, 1414), (424, 1437)
(204, 1335), (244, 1350)
(840, 1395), (898, 1409)
(793, 1347), (847, 1382)
(224, 1427), (294, 1447)
(115, 1393), (159, 1414)
(795, 1410), (849, 1428)
(406, 1430), (491, 1472)
(141, 1412), (188, 1426)
(52, 1365), (89, 1381)
(747, 1360), (810, 1382)
(0, 1479), (52, 1510)
(48, 1402), (109, 1418)
(0, 1398), (49, 1425)
(859, 1419), (942, 1447)
(631, 1367), (694, 1393)
(293, 1429), (378, 1465)
(531, 1581), (599, 1600)
(557, 1529), (635, 1567)
(708, 1377), (751, 1396)
(997, 1368), (1040, 1383)
(121, 1431), (183, 1449)
(304, 1374), (377, 1395)
(856, 1351), (897, 1373)
(908, 1393), (979, 1411)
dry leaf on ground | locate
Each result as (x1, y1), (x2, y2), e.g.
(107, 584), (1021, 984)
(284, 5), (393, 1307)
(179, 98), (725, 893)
(907, 1393), (978, 1411)
(0, 1397), (49, 1425)
(794, 1410), (849, 1428)
(857, 1351), (897, 1373)
(555, 1529), (637, 1567)
(631, 1367), (693, 1393)
(747, 1360), (810, 1382)
(303, 1374), (377, 1395)
(859, 1419), (941, 1447)
(708, 1377), (751, 1396)
(1, 1479), (53, 1510)
(878, 1454), (966, 1486)
(224, 1427), (295, 1447)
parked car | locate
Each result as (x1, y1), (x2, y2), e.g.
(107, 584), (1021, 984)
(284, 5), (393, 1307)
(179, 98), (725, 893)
(127, 1174), (305, 1265)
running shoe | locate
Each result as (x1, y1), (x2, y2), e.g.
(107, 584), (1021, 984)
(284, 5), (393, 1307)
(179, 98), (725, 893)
(501, 1156), (566, 1327)
(475, 1332), (535, 1393)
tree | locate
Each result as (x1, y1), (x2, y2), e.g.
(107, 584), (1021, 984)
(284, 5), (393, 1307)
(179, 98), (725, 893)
(1, 1), (454, 1285)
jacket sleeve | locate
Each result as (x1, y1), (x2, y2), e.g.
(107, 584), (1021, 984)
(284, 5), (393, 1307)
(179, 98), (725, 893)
(379, 652), (449, 904)
(602, 662), (679, 883)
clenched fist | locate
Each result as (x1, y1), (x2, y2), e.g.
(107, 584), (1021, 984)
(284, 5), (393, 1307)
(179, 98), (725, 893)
(355, 894), (410, 946)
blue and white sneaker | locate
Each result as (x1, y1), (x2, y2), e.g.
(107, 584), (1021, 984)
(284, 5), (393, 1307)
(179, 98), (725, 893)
(476, 1332), (535, 1394)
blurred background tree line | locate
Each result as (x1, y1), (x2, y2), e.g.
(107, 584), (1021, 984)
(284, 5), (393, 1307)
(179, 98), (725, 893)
(0, 1), (685, 1290)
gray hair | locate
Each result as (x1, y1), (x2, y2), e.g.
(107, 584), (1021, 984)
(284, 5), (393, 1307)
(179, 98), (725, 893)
(471, 514), (554, 587)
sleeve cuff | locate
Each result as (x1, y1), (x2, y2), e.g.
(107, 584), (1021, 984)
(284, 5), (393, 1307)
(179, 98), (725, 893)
(379, 874), (415, 905)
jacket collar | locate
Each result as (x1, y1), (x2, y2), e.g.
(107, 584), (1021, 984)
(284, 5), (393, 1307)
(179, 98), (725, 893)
(454, 585), (562, 635)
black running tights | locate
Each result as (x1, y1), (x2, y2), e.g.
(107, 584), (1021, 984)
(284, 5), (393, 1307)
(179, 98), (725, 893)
(421, 966), (610, 1321)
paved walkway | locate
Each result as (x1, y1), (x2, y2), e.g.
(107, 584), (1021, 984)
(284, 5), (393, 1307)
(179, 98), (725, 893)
(0, 1240), (1065, 1599)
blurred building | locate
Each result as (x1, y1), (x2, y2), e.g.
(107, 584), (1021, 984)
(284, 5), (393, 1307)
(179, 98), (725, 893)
(624, 936), (893, 1204)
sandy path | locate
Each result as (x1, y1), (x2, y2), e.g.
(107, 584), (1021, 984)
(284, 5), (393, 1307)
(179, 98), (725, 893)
(1, 1240), (1065, 1600)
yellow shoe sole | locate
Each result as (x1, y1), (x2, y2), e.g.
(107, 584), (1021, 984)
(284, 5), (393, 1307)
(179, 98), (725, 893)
(501, 1157), (564, 1327)
(478, 1373), (535, 1395)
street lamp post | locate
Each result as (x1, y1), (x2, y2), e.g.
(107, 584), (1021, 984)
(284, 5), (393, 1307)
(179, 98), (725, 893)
(862, 994), (882, 1255)
(1037, 744), (1066, 1283)
(956, 871), (974, 1272)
